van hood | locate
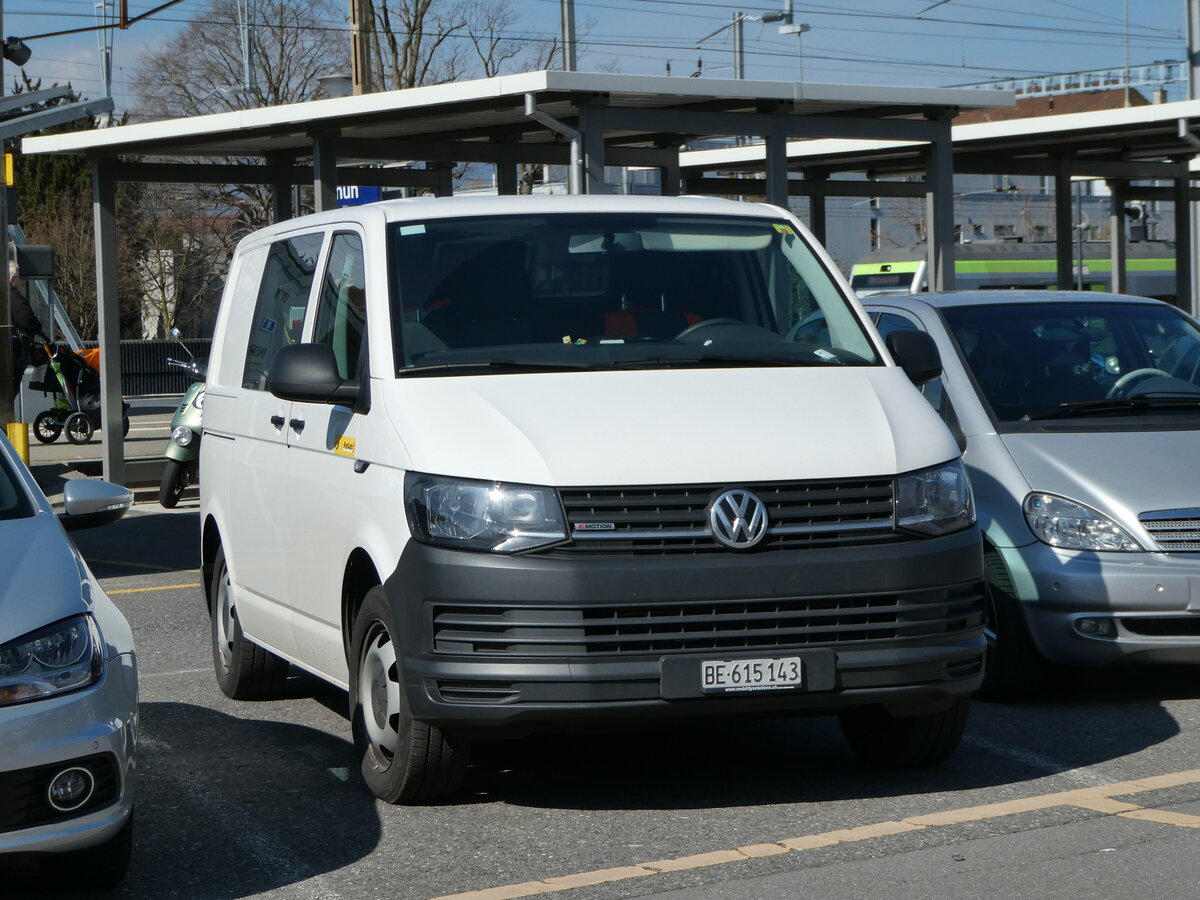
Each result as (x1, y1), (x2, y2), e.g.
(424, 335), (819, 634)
(384, 367), (958, 486)
(1000, 430), (1200, 526)
(0, 511), (90, 644)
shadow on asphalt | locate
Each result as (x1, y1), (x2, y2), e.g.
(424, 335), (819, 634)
(460, 664), (1192, 811)
(70, 509), (201, 577)
(0, 703), (381, 900)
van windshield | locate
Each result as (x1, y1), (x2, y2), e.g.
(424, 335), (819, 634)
(942, 301), (1200, 427)
(387, 214), (878, 374)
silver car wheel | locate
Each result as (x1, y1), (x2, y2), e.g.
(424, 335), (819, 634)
(359, 620), (401, 767)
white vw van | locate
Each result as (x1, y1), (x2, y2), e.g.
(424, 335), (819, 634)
(200, 195), (983, 803)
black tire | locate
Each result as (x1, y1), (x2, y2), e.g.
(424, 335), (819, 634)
(46, 811), (133, 889)
(349, 586), (469, 803)
(210, 545), (290, 700)
(32, 410), (62, 443)
(158, 458), (193, 509)
(64, 411), (94, 444)
(122, 414), (130, 438)
(977, 550), (1049, 702)
(839, 697), (970, 768)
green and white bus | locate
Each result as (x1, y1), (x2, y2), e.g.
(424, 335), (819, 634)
(850, 240), (1176, 302)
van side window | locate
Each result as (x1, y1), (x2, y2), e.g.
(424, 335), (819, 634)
(242, 233), (324, 390)
(312, 233), (366, 381)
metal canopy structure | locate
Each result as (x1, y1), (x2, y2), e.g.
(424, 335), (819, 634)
(21, 69), (1010, 484)
(680, 98), (1200, 320)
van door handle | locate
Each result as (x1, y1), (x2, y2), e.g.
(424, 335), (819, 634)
(270, 415), (285, 428)
(289, 418), (305, 433)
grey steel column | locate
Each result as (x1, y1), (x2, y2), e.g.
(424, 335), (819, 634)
(807, 175), (828, 246)
(271, 164), (293, 223)
(924, 120), (955, 292)
(560, 0), (577, 71)
(495, 150), (518, 196)
(91, 158), (124, 485)
(659, 146), (680, 196)
(311, 133), (338, 212)
(1055, 161), (1074, 290)
(578, 105), (606, 194)
(1108, 180), (1127, 294)
(1175, 172), (1193, 310)
(764, 130), (788, 209)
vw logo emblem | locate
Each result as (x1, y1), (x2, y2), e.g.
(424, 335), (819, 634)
(708, 489), (769, 549)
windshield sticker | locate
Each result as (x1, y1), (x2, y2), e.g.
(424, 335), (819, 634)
(773, 223), (795, 236)
(399, 224), (427, 236)
(259, 317), (276, 333)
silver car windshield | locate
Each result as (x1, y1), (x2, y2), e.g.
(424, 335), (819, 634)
(943, 301), (1200, 425)
(387, 214), (878, 374)
(0, 453), (33, 521)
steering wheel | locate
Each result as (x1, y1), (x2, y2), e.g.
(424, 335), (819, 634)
(673, 318), (746, 340)
(1107, 367), (1172, 398)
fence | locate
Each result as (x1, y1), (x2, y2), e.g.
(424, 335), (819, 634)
(83, 339), (213, 396)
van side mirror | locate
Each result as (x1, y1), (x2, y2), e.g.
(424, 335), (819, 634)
(886, 330), (942, 386)
(268, 343), (359, 405)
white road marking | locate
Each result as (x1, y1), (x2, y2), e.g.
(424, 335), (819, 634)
(964, 734), (1115, 787)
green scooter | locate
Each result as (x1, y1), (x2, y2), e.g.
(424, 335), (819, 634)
(159, 329), (206, 508)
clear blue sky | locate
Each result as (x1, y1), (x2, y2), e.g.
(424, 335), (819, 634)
(1, 0), (1188, 114)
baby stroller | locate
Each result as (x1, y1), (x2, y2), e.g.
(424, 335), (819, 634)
(30, 343), (130, 445)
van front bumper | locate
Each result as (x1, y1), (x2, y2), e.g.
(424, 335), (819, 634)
(385, 528), (985, 734)
(1000, 542), (1200, 667)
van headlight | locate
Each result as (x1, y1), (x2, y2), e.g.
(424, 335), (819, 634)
(1023, 493), (1142, 552)
(896, 460), (975, 536)
(405, 473), (567, 553)
(0, 615), (103, 706)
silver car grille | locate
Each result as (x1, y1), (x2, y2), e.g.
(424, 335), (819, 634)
(1139, 508), (1200, 552)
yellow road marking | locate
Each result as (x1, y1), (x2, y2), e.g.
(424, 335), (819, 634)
(106, 583), (202, 595)
(432, 768), (1200, 900)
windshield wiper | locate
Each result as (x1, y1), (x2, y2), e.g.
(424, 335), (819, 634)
(1024, 395), (1200, 420)
(612, 354), (829, 370)
(400, 360), (599, 376)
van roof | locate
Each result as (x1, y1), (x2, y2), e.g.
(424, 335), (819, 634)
(247, 193), (789, 240)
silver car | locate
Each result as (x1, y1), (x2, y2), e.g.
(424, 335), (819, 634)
(863, 291), (1200, 699)
(0, 434), (137, 885)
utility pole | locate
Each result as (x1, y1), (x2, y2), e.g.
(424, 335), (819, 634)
(733, 14), (744, 80)
(350, 0), (373, 94)
(0, 0), (11, 429)
(560, 0), (576, 71)
(237, 0), (257, 95)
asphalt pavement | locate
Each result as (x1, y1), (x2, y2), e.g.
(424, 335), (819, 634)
(7, 443), (1200, 900)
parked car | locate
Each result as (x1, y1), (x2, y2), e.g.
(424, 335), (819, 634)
(201, 194), (984, 803)
(0, 435), (137, 886)
(862, 290), (1200, 699)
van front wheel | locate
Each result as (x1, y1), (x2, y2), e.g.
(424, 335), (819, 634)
(838, 697), (970, 768)
(349, 587), (468, 803)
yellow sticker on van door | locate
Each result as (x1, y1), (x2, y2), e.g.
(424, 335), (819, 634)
(334, 436), (357, 457)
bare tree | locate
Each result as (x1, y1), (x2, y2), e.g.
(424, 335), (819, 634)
(134, 0), (347, 118)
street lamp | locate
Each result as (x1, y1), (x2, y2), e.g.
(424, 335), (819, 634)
(694, 4), (810, 81)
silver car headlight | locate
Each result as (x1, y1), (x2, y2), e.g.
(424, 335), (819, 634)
(896, 459), (976, 536)
(0, 615), (103, 706)
(405, 473), (567, 553)
(1023, 493), (1142, 552)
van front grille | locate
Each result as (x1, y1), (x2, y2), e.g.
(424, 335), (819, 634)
(549, 477), (900, 556)
(432, 584), (983, 657)
(1140, 508), (1200, 552)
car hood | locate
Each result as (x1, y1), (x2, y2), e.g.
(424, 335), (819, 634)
(0, 510), (90, 644)
(383, 366), (959, 485)
(1000, 430), (1200, 527)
